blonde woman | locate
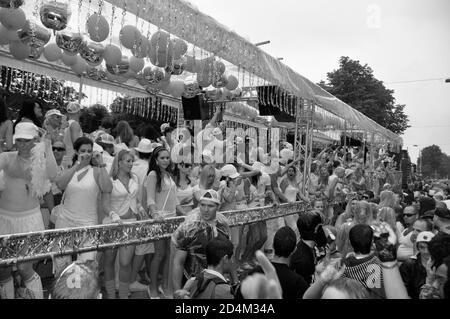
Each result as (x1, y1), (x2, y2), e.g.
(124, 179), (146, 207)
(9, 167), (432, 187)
(103, 149), (146, 299)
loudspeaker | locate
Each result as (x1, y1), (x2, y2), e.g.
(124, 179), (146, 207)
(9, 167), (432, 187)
(181, 95), (212, 120)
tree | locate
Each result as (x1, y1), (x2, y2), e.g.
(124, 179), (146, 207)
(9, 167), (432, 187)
(319, 56), (410, 134)
(420, 144), (450, 178)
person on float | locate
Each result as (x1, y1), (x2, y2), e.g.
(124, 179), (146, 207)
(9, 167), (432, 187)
(145, 146), (185, 298)
(0, 122), (57, 299)
(128, 139), (157, 292)
(43, 109), (65, 144)
(192, 163), (218, 206)
(13, 99), (43, 130)
(113, 120), (137, 150)
(95, 133), (116, 173)
(173, 158), (195, 214)
(53, 136), (112, 276)
(62, 102), (83, 169)
(159, 123), (175, 151)
(103, 149), (147, 299)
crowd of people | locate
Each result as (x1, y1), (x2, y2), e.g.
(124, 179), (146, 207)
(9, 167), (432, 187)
(0, 98), (449, 300)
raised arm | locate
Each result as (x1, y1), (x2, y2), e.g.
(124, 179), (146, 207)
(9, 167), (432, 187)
(43, 138), (58, 181)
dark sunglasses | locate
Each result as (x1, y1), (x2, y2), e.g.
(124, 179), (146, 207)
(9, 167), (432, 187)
(362, 196), (370, 199)
(53, 147), (66, 152)
(182, 163), (192, 168)
(403, 213), (416, 217)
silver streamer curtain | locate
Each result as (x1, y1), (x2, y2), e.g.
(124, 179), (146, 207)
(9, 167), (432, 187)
(0, 202), (309, 266)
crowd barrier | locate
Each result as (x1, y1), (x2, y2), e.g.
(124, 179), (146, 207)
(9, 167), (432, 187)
(0, 202), (310, 266)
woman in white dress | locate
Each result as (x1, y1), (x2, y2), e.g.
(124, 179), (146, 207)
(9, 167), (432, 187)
(54, 137), (112, 276)
(0, 122), (57, 299)
(103, 149), (146, 299)
(145, 146), (184, 298)
(173, 162), (194, 214)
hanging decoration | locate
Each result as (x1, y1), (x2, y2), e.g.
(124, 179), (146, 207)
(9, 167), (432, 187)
(86, 13), (109, 42)
(79, 41), (105, 66)
(119, 24), (141, 50)
(56, 29), (85, 55)
(0, 0), (23, 8)
(103, 44), (122, 65)
(0, 6), (26, 30)
(106, 56), (130, 75)
(39, 1), (71, 32)
(18, 20), (51, 48)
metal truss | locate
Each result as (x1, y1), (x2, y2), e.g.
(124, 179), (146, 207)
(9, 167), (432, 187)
(294, 99), (315, 195)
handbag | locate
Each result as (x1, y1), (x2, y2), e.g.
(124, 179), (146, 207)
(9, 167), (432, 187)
(50, 191), (66, 225)
(153, 176), (174, 218)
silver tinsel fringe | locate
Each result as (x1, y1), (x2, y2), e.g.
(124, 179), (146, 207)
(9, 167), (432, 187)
(0, 202), (309, 266)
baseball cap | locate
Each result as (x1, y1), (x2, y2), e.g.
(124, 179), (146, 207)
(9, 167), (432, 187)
(45, 109), (63, 118)
(97, 133), (115, 145)
(135, 138), (153, 153)
(160, 123), (171, 133)
(416, 231), (435, 244)
(434, 206), (450, 220)
(13, 122), (39, 142)
(66, 102), (81, 114)
(212, 127), (222, 136)
(220, 164), (240, 179)
(199, 189), (221, 205)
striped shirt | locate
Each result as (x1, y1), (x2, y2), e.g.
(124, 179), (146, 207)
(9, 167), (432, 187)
(342, 254), (386, 299)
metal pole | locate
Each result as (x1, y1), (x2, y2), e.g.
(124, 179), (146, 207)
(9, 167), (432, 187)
(78, 76), (83, 104)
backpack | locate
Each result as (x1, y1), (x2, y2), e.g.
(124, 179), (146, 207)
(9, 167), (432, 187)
(190, 271), (228, 299)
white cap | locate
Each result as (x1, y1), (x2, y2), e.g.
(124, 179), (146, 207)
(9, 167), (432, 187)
(220, 164), (240, 179)
(45, 109), (63, 118)
(66, 102), (81, 114)
(135, 138), (153, 153)
(160, 123), (171, 133)
(199, 189), (221, 205)
(416, 231), (435, 244)
(13, 122), (39, 142)
(97, 133), (115, 145)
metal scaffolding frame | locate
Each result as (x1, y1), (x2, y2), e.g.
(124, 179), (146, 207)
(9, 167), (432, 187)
(294, 99), (315, 195)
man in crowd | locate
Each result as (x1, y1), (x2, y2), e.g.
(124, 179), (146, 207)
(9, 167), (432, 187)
(95, 133), (115, 173)
(342, 224), (386, 298)
(172, 190), (231, 292)
(433, 206), (450, 235)
(420, 233), (450, 299)
(400, 231), (435, 299)
(290, 212), (327, 285)
(175, 238), (235, 299)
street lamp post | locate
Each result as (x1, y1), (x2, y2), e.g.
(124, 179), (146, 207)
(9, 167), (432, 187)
(413, 145), (422, 175)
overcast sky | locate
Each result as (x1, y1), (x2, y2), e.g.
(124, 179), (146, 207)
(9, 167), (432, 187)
(189, 0), (450, 163)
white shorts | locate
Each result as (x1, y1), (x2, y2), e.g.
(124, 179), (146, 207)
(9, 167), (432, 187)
(0, 206), (45, 235)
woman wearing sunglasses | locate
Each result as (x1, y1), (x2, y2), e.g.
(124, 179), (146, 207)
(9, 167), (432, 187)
(173, 161), (194, 214)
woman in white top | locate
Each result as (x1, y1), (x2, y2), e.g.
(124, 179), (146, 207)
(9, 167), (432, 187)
(174, 161), (195, 213)
(0, 122), (57, 299)
(145, 146), (184, 298)
(54, 137), (112, 276)
(280, 166), (301, 237)
(103, 149), (146, 299)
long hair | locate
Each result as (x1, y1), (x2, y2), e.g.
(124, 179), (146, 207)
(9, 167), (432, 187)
(148, 146), (172, 193)
(114, 120), (134, 147)
(71, 136), (93, 165)
(13, 99), (42, 129)
(0, 95), (9, 124)
(378, 207), (397, 230)
(354, 201), (373, 225)
(110, 149), (132, 180)
(379, 190), (396, 209)
(318, 165), (329, 188)
(173, 162), (191, 188)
